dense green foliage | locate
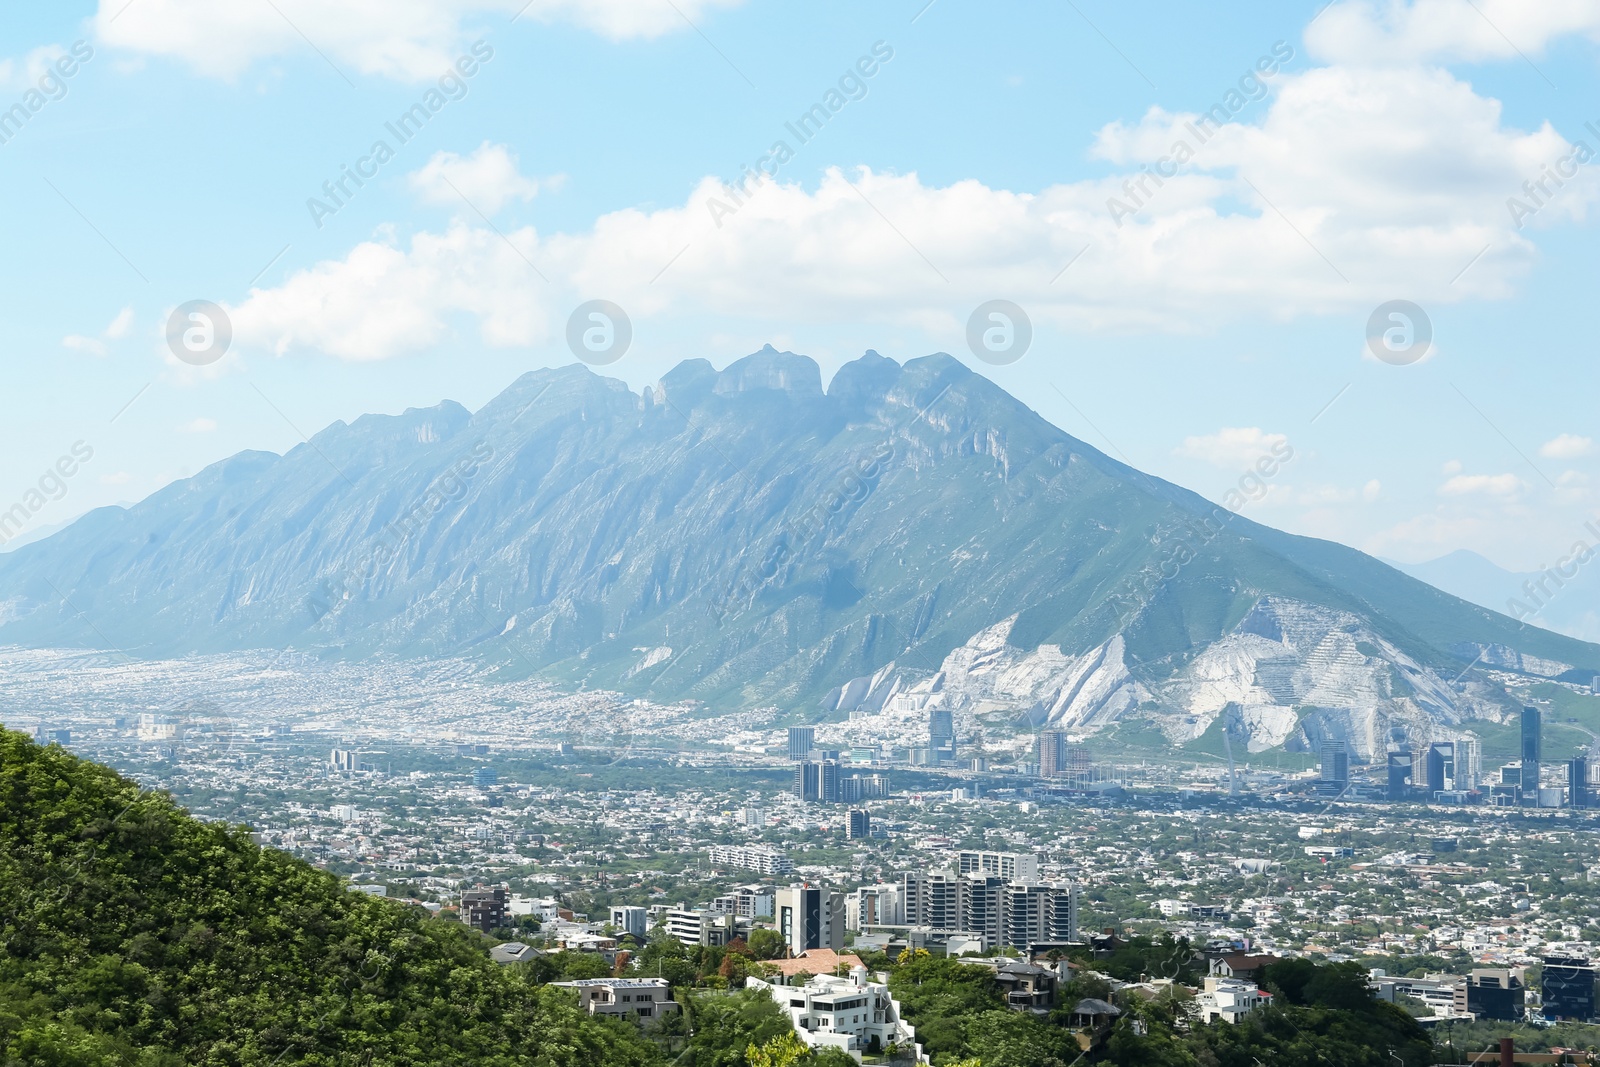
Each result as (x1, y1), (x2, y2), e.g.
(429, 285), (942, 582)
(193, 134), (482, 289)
(0, 731), (665, 1066)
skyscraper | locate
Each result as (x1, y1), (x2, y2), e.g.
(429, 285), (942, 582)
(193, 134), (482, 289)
(776, 883), (844, 954)
(794, 760), (841, 803)
(1521, 706), (1542, 792)
(1569, 756), (1590, 809)
(787, 726), (816, 761)
(929, 708), (955, 764)
(846, 809), (871, 839)
(1038, 730), (1068, 777)
(1425, 742), (1455, 797)
(1318, 739), (1350, 787)
(1454, 738), (1481, 791)
(1387, 750), (1413, 801)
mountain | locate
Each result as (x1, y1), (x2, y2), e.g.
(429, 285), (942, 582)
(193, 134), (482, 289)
(0, 728), (660, 1066)
(1385, 549), (1600, 645)
(1, 348), (1595, 759)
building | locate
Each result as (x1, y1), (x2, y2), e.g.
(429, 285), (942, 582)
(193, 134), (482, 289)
(776, 883), (846, 954)
(1370, 972), (1467, 1018)
(748, 967), (921, 1061)
(929, 708), (956, 764)
(709, 885), (776, 920)
(1318, 739), (1350, 789)
(794, 760), (842, 803)
(707, 844), (795, 876)
(1569, 757), (1590, 809)
(1425, 741), (1455, 797)
(848, 884), (905, 930)
(330, 747), (361, 772)
(610, 905), (648, 939)
(956, 851), (1040, 882)
(663, 907), (740, 948)
(474, 766), (498, 787)
(1386, 750), (1413, 801)
(846, 809), (872, 839)
(137, 713), (181, 742)
(1522, 706), (1542, 796)
(1197, 976), (1273, 1023)
(460, 887), (510, 933)
(550, 978), (680, 1023)
(1456, 969), (1523, 1022)
(1540, 956), (1596, 1021)
(898, 868), (1076, 950)
(788, 726), (816, 761)
(839, 773), (891, 804)
(1455, 738), (1481, 791)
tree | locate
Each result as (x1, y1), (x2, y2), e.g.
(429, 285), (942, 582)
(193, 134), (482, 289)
(747, 927), (788, 960)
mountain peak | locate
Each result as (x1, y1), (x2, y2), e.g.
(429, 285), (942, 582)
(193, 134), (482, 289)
(712, 348), (824, 399)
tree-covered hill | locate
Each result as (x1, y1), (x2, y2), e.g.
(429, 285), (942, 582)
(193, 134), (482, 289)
(0, 728), (661, 1067)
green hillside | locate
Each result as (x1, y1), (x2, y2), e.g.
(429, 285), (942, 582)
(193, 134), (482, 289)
(0, 728), (659, 1066)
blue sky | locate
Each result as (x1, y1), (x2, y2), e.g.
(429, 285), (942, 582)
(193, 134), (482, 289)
(2, 0), (1598, 577)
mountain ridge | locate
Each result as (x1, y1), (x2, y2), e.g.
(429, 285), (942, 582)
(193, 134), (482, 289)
(1, 348), (1594, 756)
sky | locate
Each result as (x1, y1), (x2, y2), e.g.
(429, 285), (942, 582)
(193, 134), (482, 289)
(1, 0), (1597, 576)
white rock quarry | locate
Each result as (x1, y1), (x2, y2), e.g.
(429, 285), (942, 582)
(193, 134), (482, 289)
(825, 595), (1512, 761)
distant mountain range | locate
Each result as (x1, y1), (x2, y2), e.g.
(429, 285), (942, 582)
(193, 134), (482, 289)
(1385, 550), (1600, 645)
(1, 348), (1595, 759)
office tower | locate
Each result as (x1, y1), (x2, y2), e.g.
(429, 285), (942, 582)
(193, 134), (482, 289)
(846, 809), (871, 839)
(787, 726), (816, 761)
(1456, 969), (1523, 1021)
(1454, 738), (1481, 791)
(47, 729), (71, 746)
(461, 887), (509, 933)
(795, 761), (820, 802)
(1425, 742), (1454, 797)
(1522, 706), (1542, 790)
(929, 708), (956, 764)
(820, 760), (840, 803)
(1541, 957), (1597, 1020)
(1387, 751), (1413, 801)
(474, 766), (498, 787)
(331, 748), (360, 772)
(1038, 730), (1068, 777)
(776, 884), (844, 954)
(1569, 756), (1590, 809)
(1318, 739), (1350, 786)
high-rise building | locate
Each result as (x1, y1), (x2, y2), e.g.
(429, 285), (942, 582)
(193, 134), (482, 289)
(1455, 969), (1523, 1021)
(1387, 750), (1413, 801)
(788, 726), (816, 761)
(849, 884), (904, 929)
(330, 748), (361, 772)
(1038, 730), (1068, 777)
(929, 708), (956, 764)
(900, 869), (1077, 950)
(795, 759), (842, 803)
(1454, 738), (1481, 791)
(1522, 706), (1542, 793)
(1541, 956), (1596, 1020)
(776, 884), (845, 954)
(1318, 739), (1350, 786)
(1425, 742), (1455, 797)
(1569, 756), (1590, 809)
(474, 766), (498, 787)
(846, 809), (871, 839)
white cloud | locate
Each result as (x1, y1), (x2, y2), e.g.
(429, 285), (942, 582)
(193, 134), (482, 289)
(227, 57), (1596, 361)
(1540, 433), (1595, 459)
(61, 306), (135, 356)
(0, 45), (67, 90)
(231, 223), (549, 360)
(410, 142), (546, 215)
(1363, 479), (1382, 502)
(1307, 0), (1600, 66)
(1176, 427), (1290, 468)
(92, 0), (745, 82)
(1439, 472), (1524, 497)
(1442, 459), (1463, 474)
(178, 417), (218, 433)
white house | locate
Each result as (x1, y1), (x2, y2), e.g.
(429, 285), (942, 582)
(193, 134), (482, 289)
(748, 966), (926, 1063)
(1196, 976), (1272, 1024)
(549, 977), (680, 1023)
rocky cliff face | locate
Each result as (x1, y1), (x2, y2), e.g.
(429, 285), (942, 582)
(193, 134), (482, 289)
(0, 348), (1593, 752)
